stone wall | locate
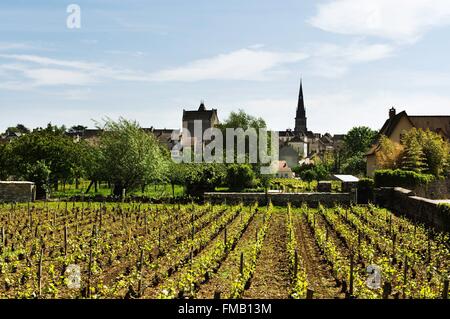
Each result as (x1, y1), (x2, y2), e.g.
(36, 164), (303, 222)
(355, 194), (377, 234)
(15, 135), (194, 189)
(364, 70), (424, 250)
(374, 187), (450, 232)
(0, 182), (35, 203)
(204, 192), (355, 207)
(413, 178), (450, 199)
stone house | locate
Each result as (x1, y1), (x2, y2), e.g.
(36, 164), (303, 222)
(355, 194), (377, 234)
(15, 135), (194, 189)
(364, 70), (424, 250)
(366, 107), (450, 177)
(181, 102), (219, 149)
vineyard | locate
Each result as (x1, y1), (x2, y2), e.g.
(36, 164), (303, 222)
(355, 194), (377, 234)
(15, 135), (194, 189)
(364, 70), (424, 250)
(0, 201), (449, 299)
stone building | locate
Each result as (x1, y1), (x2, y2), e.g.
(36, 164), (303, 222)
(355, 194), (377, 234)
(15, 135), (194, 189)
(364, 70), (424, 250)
(181, 102), (219, 148)
(278, 79), (344, 170)
(366, 107), (450, 176)
(0, 181), (35, 202)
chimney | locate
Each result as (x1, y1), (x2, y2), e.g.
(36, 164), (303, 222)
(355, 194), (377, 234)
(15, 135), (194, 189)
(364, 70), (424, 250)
(389, 107), (396, 119)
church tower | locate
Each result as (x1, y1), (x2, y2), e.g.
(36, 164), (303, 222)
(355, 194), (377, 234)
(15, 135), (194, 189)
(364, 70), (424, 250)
(294, 79), (307, 133)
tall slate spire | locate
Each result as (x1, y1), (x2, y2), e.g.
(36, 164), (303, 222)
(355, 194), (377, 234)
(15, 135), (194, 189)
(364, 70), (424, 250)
(294, 78), (307, 133)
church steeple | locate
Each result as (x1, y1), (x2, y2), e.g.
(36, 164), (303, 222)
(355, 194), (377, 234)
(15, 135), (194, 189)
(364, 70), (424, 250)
(294, 79), (307, 133)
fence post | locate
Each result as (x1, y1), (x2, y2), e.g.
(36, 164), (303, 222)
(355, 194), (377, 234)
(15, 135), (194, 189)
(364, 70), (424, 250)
(402, 255), (408, 299)
(382, 282), (392, 299)
(294, 250), (298, 279)
(349, 253), (354, 297)
(38, 247), (44, 297)
(224, 227), (227, 251)
(443, 280), (449, 299)
(240, 252), (244, 276)
(64, 225), (68, 256)
(137, 248), (144, 297)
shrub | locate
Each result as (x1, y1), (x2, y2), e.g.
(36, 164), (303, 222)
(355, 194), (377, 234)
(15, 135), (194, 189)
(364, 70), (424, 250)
(293, 163), (329, 182)
(357, 178), (374, 203)
(226, 164), (256, 190)
(358, 178), (374, 191)
(374, 169), (434, 188)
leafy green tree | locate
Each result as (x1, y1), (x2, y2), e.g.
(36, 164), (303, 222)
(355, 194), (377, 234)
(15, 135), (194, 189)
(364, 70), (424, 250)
(401, 129), (428, 173)
(226, 164), (256, 190)
(166, 161), (186, 197)
(343, 126), (377, 156)
(69, 125), (87, 132)
(419, 130), (449, 176)
(4, 124), (30, 135)
(24, 161), (51, 198)
(98, 118), (169, 197)
(8, 124), (81, 196)
(340, 126), (377, 176)
(218, 109), (266, 131)
(218, 109), (271, 184)
(75, 140), (103, 193)
(341, 154), (366, 176)
(182, 163), (226, 196)
(0, 143), (12, 180)
(293, 163), (329, 181)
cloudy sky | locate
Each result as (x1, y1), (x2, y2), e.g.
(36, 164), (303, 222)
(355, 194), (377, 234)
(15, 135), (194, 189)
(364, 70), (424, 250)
(1, 0), (450, 134)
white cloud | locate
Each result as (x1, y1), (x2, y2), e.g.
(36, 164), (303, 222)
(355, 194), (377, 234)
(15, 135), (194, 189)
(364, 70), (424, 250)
(309, 0), (450, 43)
(151, 48), (308, 81)
(0, 48), (308, 88)
(0, 54), (150, 87)
(307, 42), (395, 78)
(23, 68), (96, 86)
(0, 42), (395, 89)
(0, 54), (99, 70)
(0, 42), (32, 51)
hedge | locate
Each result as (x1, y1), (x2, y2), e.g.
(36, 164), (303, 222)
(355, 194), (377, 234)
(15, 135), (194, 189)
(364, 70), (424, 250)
(374, 169), (434, 188)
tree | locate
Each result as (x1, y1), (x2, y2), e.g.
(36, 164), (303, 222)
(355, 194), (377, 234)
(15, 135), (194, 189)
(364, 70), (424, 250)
(400, 128), (449, 176)
(166, 162), (186, 197)
(218, 109), (271, 182)
(401, 135), (428, 172)
(293, 163), (329, 181)
(340, 154), (366, 175)
(375, 135), (404, 169)
(218, 109), (266, 131)
(218, 109), (268, 164)
(4, 124), (30, 135)
(68, 125), (87, 133)
(341, 126), (377, 176)
(24, 161), (51, 198)
(0, 143), (12, 180)
(98, 118), (169, 197)
(182, 163), (226, 196)
(343, 126), (377, 157)
(420, 130), (450, 176)
(226, 164), (256, 190)
(8, 124), (81, 197)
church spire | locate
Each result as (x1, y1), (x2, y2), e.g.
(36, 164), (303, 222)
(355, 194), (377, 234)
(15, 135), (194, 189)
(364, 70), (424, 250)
(297, 79), (305, 118)
(294, 78), (307, 133)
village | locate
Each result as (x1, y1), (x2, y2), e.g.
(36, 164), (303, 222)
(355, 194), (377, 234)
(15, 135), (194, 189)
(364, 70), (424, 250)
(1, 0), (450, 304)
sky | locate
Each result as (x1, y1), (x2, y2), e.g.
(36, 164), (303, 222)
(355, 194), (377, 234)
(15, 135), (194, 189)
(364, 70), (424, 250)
(1, 0), (450, 134)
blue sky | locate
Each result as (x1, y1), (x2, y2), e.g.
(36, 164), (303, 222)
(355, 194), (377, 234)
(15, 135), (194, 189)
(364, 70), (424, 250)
(1, 0), (450, 134)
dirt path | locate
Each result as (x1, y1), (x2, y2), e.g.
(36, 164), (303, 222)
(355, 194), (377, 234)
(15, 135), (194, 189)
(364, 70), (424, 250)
(242, 211), (290, 299)
(195, 212), (262, 299)
(295, 212), (343, 299)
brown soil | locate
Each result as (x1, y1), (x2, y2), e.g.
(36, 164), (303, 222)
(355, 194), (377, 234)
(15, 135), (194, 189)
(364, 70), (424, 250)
(295, 212), (343, 299)
(242, 211), (290, 299)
